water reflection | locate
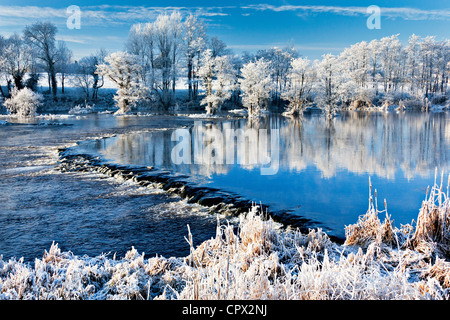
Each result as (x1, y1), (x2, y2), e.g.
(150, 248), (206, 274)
(95, 112), (450, 180)
(81, 111), (450, 237)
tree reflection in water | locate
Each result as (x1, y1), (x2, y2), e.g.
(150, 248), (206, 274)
(84, 111), (450, 238)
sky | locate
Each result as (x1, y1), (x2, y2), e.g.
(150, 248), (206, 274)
(0, 0), (449, 60)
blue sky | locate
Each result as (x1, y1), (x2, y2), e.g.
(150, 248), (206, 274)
(0, 0), (449, 60)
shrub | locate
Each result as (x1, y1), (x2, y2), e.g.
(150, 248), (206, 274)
(4, 88), (42, 118)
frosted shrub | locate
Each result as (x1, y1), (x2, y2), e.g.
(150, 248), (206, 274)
(4, 88), (42, 118)
(349, 87), (375, 110)
(69, 103), (93, 115)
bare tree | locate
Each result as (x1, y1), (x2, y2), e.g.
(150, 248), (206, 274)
(72, 57), (94, 99)
(72, 49), (106, 100)
(210, 36), (231, 58)
(56, 41), (73, 94)
(24, 22), (58, 100)
(91, 49), (107, 100)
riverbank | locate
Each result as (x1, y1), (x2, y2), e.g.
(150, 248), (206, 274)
(0, 187), (449, 299)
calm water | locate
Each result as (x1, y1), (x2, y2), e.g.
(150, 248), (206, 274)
(74, 112), (450, 238)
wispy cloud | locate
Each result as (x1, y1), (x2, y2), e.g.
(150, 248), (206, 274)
(241, 4), (450, 20)
(0, 5), (233, 27)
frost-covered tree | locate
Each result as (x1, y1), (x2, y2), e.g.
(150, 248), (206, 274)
(4, 87), (42, 117)
(169, 11), (183, 94)
(337, 43), (376, 109)
(198, 49), (215, 113)
(152, 12), (185, 108)
(198, 49), (237, 114)
(315, 54), (341, 118)
(212, 55), (238, 109)
(0, 34), (32, 92)
(154, 14), (173, 106)
(239, 58), (273, 117)
(126, 12), (209, 107)
(367, 39), (380, 92)
(331, 34), (450, 107)
(403, 35), (420, 96)
(127, 23), (155, 91)
(256, 47), (297, 105)
(282, 57), (314, 116)
(184, 14), (207, 101)
(378, 34), (402, 93)
(340, 41), (370, 89)
(419, 36), (450, 98)
(0, 36), (6, 98)
(435, 39), (450, 96)
(96, 51), (146, 114)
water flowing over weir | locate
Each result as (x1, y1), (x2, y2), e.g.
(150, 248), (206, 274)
(57, 147), (319, 239)
(61, 111), (450, 241)
(0, 113), (235, 261)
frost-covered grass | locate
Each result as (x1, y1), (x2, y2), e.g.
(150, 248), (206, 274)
(1, 175), (449, 300)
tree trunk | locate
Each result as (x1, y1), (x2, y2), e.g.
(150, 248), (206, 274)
(172, 46), (177, 95)
(13, 75), (24, 90)
(50, 68), (57, 101)
(6, 79), (12, 97)
(61, 73), (65, 94)
(187, 59), (193, 101)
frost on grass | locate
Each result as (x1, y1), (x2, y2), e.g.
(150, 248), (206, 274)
(1, 177), (450, 300)
(344, 177), (396, 249)
(0, 243), (184, 300)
